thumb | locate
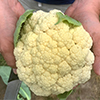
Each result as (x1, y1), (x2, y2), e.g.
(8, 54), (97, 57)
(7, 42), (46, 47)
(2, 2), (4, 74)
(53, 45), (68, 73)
(65, 0), (78, 16)
(15, 1), (25, 17)
(10, 0), (25, 18)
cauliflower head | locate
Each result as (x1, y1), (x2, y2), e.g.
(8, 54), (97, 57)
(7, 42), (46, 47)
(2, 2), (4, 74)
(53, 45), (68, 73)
(14, 9), (94, 96)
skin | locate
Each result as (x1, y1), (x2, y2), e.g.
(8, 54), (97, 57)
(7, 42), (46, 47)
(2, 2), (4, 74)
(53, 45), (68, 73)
(65, 0), (100, 75)
(0, 0), (100, 75)
(0, 0), (25, 68)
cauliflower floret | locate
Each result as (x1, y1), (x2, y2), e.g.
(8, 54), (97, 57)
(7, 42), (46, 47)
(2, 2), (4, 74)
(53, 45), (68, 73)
(14, 9), (94, 96)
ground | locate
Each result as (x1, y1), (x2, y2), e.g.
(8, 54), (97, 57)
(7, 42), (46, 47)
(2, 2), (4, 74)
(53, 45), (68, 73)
(0, 70), (100, 100)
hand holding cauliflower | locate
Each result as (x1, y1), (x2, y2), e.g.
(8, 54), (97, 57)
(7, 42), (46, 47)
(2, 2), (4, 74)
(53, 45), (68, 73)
(14, 9), (94, 96)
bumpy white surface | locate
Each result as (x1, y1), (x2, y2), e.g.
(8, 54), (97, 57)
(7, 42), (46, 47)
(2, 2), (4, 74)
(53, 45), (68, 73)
(14, 10), (94, 96)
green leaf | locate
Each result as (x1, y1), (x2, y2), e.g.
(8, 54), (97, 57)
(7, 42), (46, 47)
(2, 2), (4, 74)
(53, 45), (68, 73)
(0, 66), (11, 85)
(17, 94), (24, 100)
(14, 9), (35, 47)
(0, 66), (31, 100)
(18, 82), (31, 100)
(0, 54), (7, 66)
(56, 12), (81, 26)
(57, 90), (73, 100)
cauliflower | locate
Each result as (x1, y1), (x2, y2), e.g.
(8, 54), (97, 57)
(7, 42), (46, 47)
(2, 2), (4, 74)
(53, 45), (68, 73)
(14, 9), (94, 96)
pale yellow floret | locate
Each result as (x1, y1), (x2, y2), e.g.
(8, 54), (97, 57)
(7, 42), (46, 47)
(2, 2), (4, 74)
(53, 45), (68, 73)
(14, 41), (24, 60)
(57, 74), (73, 91)
(47, 65), (58, 74)
(20, 51), (32, 66)
(58, 61), (71, 76)
(14, 9), (94, 96)
(71, 26), (93, 49)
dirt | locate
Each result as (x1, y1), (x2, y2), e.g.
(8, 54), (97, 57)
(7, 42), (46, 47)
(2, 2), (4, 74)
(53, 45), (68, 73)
(0, 77), (6, 100)
(0, 70), (100, 100)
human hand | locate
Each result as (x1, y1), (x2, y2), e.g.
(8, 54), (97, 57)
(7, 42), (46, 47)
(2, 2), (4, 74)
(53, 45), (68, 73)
(0, 0), (25, 68)
(65, 0), (100, 75)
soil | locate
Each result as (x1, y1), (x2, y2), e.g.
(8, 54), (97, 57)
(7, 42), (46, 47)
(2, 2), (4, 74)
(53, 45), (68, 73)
(0, 70), (100, 100)
(0, 77), (6, 100)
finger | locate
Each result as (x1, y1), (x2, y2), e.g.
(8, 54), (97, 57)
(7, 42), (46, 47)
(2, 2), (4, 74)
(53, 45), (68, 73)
(15, 1), (25, 17)
(92, 34), (100, 75)
(65, 5), (75, 16)
(93, 56), (100, 75)
(65, 0), (78, 16)
(1, 49), (16, 68)
(0, 39), (16, 68)
(8, 0), (25, 17)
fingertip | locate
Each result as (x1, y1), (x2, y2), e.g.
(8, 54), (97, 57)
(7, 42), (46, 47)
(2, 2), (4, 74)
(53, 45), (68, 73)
(64, 0), (78, 16)
(17, 1), (25, 17)
(13, 68), (17, 74)
(64, 6), (75, 16)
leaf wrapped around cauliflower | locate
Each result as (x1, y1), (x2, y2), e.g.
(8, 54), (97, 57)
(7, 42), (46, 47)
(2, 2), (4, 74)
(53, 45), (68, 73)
(14, 9), (94, 96)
